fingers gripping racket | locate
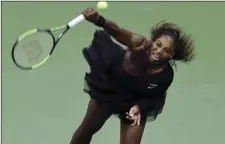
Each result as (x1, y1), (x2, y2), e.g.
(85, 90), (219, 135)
(11, 14), (85, 70)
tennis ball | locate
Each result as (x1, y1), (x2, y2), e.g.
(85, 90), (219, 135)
(97, 1), (108, 10)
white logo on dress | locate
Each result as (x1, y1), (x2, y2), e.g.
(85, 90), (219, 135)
(148, 83), (158, 89)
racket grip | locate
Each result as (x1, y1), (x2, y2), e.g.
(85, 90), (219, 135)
(68, 14), (85, 28)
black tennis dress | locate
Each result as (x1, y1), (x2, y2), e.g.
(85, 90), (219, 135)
(82, 30), (174, 121)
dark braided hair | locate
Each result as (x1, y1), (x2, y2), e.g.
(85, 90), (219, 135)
(150, 20), (195, 65)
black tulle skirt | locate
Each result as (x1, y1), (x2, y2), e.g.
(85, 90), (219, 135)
(82, 30), (160, 122)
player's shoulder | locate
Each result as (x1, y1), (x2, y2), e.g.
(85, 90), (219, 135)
(131, 33), (147, 45)
(130, 33), (148, 51)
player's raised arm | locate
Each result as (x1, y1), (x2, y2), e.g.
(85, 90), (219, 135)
(82, 8), (147, 50)
(103, 20), (147, 49)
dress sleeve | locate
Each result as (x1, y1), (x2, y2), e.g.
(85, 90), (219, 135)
(136, 92), (167, 111)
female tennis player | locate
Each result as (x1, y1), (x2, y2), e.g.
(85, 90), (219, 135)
(70, 8), (195, 144)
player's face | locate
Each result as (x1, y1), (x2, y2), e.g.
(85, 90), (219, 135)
(149, 35), (175, 64)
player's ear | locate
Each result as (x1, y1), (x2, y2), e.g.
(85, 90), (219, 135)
(170, 52), (175, 59)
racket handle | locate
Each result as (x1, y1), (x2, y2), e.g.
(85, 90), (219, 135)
(68, 14), (85, 28)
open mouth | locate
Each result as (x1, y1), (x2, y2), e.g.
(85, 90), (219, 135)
(152, 53), (160, 60)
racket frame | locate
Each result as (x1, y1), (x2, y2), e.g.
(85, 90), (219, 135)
(11, 25), (70, 70)
(11, 14), (85, 70)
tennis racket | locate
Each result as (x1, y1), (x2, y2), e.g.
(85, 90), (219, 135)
(11, 14), (85, 70)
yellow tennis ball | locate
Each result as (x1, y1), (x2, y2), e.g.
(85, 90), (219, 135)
(97, 1), (108, 10)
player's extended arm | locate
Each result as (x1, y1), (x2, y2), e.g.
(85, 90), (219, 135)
(82, 8), (146, 50)
(102, 19), (147, 50)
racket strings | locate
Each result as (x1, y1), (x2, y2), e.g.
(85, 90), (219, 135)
(13, 31), (54, 68)
(22, 40), (43, 63)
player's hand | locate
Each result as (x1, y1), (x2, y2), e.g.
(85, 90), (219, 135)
(126, 105), (141, 126)
(82, 8), (100, 23)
